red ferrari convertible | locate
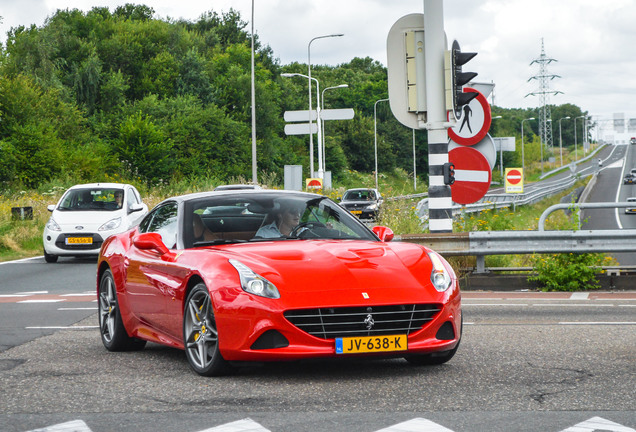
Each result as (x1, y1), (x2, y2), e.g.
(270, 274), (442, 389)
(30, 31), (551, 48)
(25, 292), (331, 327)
(97, 190), (462, 376)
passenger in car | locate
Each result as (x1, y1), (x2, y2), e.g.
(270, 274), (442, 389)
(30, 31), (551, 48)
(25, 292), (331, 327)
(192, 213), (217, 242)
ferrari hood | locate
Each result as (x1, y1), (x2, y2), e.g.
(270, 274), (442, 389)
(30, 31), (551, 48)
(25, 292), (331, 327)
(223, 240), (436, 305)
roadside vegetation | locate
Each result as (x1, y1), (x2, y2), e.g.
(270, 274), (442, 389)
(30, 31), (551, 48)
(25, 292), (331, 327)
(0, 5), (608, 289)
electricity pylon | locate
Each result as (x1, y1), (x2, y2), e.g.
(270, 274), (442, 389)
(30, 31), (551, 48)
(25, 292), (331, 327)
(526, 38), (563, 148)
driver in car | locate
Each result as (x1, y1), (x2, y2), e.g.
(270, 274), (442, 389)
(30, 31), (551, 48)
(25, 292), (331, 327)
(255, 201), (303, 238)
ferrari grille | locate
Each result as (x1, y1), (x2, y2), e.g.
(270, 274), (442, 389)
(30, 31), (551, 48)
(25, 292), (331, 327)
(284, 304), (441, 339)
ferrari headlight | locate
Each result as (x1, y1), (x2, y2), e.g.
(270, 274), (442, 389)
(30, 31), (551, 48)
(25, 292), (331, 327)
(46, 217), (61, 231)
(99, 217), (122, 231)
(229, 259), (280, 299)
(429, 251), (452, 292)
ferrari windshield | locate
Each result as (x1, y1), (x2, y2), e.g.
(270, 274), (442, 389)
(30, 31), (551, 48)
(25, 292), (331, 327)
(58, 188), (124, 211)
(184, 193), (377, 248)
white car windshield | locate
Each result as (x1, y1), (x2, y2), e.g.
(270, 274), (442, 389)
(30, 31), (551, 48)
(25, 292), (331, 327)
(58, 188), (125, 211)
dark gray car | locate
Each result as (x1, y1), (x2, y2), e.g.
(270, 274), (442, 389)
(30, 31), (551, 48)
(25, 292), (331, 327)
(339, 188), (382, 220)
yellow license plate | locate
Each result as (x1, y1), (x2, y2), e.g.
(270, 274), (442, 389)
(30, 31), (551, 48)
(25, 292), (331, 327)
(335, 334), (407, 354)
(66, 237), (93, 245)
(351, 210), (362, 215)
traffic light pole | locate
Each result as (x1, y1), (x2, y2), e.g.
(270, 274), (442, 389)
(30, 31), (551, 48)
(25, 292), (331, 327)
(423, 0), (453, 233)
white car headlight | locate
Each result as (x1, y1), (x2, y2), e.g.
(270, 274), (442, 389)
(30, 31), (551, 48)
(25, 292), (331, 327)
(429, 251), (452, 292)
(364, 203), (378, 211)
(229, 259), (280, 299)
(99, 217), (122, 232)
(46, 217), (61, 231)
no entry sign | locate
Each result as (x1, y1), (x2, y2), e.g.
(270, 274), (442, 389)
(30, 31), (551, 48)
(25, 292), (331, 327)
(449, 146), (492, 205)
(505, 168), (524, 193)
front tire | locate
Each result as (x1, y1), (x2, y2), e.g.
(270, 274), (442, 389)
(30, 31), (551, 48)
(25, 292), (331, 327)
(183, 283), (231, 376)
(98, 269), (146, 351)
(44, 249), (58, 263)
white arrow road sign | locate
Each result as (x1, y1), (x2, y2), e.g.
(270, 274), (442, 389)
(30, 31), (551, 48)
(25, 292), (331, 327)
(284, 110), (317, 122)
(320, 108), (355, 120)
(284, 123), (318, 136)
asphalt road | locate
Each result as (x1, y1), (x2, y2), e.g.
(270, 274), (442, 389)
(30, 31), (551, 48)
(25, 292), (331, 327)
(0, 256), (98, 352)
(1, 261), (634, 432)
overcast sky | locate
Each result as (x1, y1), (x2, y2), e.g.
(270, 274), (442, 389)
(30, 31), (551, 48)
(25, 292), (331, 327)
(2, 0), (636, 130)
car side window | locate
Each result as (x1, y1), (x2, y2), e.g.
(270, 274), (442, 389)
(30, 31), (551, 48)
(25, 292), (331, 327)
(141, 202), (178, 248)
(126, 188), (136, 209)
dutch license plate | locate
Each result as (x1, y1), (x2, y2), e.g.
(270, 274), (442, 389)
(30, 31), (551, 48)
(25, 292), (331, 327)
(335, 334), (407, 354)
(66, 237), (93, 245)
(351, 210), (362, 215)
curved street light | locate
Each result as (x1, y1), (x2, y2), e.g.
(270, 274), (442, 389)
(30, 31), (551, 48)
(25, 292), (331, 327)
(491, 116), (503, 177)
(282, 72), (323, 178)
(574, 115), (585, 162)
(308, 34), (344, 177)
(521, 117), (536, 175)
(558, 116), (571, 166)
(321, 84), (348, 175)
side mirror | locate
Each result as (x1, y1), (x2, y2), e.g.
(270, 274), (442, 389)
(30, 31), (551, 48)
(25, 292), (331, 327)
(128, 203), (144, 214)
(47, 204), (56, 212)
(372, 226), (394, 242)
(133, 232), (176, 261)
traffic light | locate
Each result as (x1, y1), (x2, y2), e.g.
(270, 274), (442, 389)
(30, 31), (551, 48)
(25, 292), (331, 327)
(443, 162), (455, 185)
(445, 40), (478, 120)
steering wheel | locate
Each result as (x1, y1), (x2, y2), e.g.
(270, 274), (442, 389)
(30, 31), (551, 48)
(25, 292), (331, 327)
(290, 221), (326, 238)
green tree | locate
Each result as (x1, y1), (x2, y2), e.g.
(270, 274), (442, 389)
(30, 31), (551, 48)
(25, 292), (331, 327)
(113, 111), (174, 184)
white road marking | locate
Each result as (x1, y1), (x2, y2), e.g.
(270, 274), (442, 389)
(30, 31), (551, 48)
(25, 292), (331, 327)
(18, 299), (65, 303)
(197, 418), (271, 432)
(560, 415), (636, 432)
(374, 417), (456, 432)
(58, 307), (98, 311)
(22, 416), (636, 432)
(0, 256), (42, 265)
(26, 419), (92, 432)
(559, 322), (636, 325)
(25, 326), (99, 329)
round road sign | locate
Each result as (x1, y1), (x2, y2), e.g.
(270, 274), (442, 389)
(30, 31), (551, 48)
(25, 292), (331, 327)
(449, 133), (496, 169)
(449, 146), (492, 205)
(447, 88), (491, 146)
(506, 169), (522, 185)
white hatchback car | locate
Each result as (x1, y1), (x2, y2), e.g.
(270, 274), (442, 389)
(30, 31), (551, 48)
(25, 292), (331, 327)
(43, 183), (148, 263)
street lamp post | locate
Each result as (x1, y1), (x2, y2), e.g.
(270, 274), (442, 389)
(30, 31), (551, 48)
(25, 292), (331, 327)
(321, 84), (348, 176)
(282, 72), (323, 178)
(374, 98), (389, 191)
(558, 116), (570, 166)
(574, 115), (585, 162)
(308, 34), (344, 177)
(250, 0), (257, 184)
(521, 117), (535, 175)
(491, 115), (502, 177)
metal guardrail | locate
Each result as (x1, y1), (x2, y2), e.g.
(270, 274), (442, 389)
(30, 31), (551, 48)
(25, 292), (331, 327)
(538, 202), (636, 230)
(397, 229), (636, 273)
(415, 173), (581, 224)
(410, 144), (608, 221)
